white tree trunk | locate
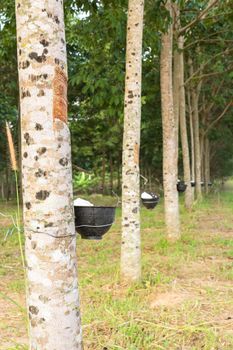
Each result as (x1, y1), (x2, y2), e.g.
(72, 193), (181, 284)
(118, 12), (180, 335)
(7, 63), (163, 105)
(160, 0), (180, 241)
(121, 0), (144, 282)
(16, 1), (83, 349)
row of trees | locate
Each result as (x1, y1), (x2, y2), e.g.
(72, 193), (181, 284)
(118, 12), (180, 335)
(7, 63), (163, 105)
(1, 0), (233, 198)
(0, 0), (232, 348)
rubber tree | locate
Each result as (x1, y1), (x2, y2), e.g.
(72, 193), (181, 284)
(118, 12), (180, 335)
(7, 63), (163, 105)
(160, 0), (180, 240)
(15, 1), (83, 349)
(178, 36), (193, 209)
(121, 0), (144, 281)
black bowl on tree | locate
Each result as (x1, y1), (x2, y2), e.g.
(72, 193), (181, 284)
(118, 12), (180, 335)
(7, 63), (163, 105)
(141, 196), (160, 209)
(74, 206), (116, 240)
(177, 181), (187, 193)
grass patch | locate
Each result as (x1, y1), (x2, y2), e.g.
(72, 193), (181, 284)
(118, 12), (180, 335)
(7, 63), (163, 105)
(1, 189), (233, 349)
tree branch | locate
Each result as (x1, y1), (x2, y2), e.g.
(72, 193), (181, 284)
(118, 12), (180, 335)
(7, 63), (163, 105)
(179, 0), (219, 35)
(204, 101), (232, 135)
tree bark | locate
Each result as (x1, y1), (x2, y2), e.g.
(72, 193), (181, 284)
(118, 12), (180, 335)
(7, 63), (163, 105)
(121, 0), (144, 282)
(192, 88), (202, 199)
(16, 1), (83, 349)
(178, 36), (193, 209)
(160, 0), (180, 240)
(204, 137), (210, 193)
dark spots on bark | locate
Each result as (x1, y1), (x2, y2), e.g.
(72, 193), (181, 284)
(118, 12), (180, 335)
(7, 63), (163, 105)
(29, 74), (48, 81)
(29, 305), (39, 315)
(40, 39), (49, 47)
(25, 202), (31, 210)
(28, 234), (32, 240)
(34, 156), (39, 161)
(37, 147), (47, 155)
(17, 3), (21, 8)
(54, 15), (60, 24)
(135, 23), (139, 26)
(128, 91), (134, 99)
(59, 157), (68, 166)
(58, 144), (61, 149)
(18, 36), (21, 42)
(37, 89), (45, 97)
(45, 222), (53, 228)
(31, 241), (37, 250)
(124, 217), (128, 220)
(35, 123), (43, 130)
(38, 318), (45, 324)
(20, 60), (30, 69)
(19, 49), (22, 55)
(128, 100), (133, 104)
(35, 169), (47, 178)
(132, 207), (138, 213)
(36, 190), (50, 200)
(24, 133), (33, 145)
(43, 48), (48, 55)
(65, 310), (70, 315)
(131, 52), (136, 56)
(55, 58), (60, 65)
(122, 241), (125, 245)
(123, 185), (128, 189)
(61, 38), (65, 44)
(23, 152), (28, 158)
(21, 90), (31, 98)
(29, 52), (46, 63)
(124, 224), (130, 227)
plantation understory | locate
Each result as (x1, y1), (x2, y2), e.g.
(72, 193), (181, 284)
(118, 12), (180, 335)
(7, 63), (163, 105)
(0, 187), (233, 350)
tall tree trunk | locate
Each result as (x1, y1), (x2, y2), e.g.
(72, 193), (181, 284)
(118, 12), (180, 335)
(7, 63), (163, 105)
(178, 36), (193, 209)
(204, 137), (210, 193)
(121, 0), (144, 282)
(192, 88), (202, 199)
(16, 1), (83, 349)
(172, 6), (180, 165)
(187, 87), (195, 182)
(160, 0), (180, 241)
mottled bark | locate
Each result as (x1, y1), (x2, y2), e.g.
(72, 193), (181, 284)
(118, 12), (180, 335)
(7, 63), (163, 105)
(121, 0), (144, 281)
(16, 1), (82, 349)
(178, 37), (193, 209)
(160, 0), (180, 240)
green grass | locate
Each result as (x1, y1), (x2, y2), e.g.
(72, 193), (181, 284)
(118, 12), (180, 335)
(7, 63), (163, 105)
(1, 189), (233, 349)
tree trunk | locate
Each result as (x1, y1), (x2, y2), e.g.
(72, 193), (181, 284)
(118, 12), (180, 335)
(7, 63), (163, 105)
(160, 0), (180, 241)
(16, 1), (83, 349)
(172, 3), (180, 165)
(121, 0), (144, 282)
(192, 88), (202, 199)
(178, 36), (193, 209)
(187, 86), (195, 182)
(204, 137), (210, 193)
